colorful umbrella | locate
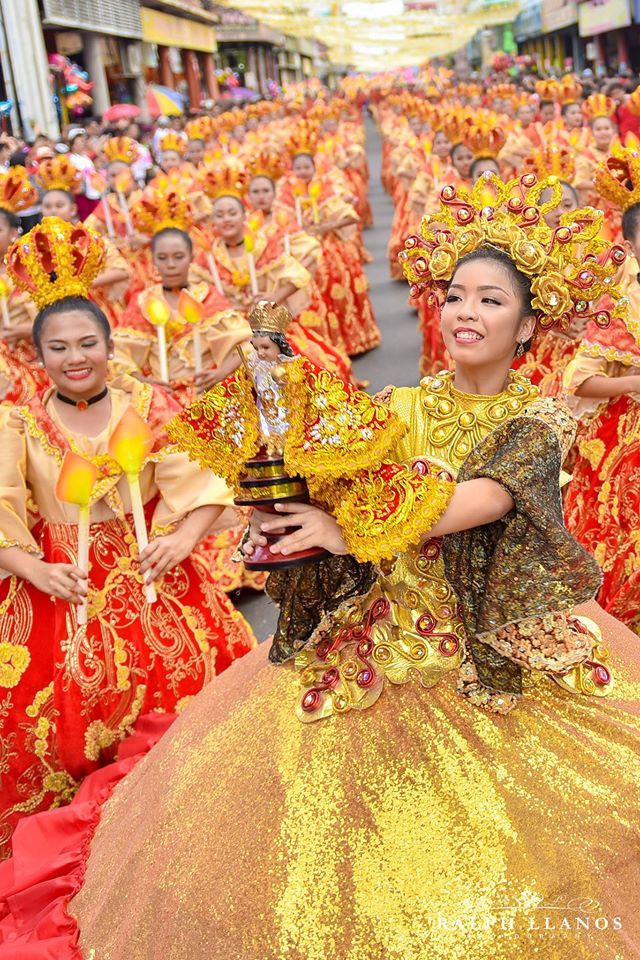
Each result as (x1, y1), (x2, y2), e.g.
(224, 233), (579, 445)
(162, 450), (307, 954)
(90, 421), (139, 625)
(146, 85), (185, 118)
(103, 103), (141, 123)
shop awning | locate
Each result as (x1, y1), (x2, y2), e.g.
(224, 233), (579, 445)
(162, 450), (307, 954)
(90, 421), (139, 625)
(140, 7), (218, 53)
(42, 0), (142, 38)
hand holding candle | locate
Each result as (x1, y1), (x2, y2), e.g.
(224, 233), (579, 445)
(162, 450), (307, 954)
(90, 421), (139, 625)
(55, 451), (98, 625)
(144, 294), (171, 384)
(108, 408), (157, 603)
(177, 289), (204, 375)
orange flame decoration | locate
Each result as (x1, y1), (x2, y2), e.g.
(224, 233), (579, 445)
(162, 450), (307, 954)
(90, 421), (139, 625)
(308, 181), (322, 200)
(244, 231), (255, 254)
(90, 171), (108, 194)
(108, 408), (154, 476)
(144, 294), (171, 328)
(291, 178), (307, 197)
(177, 289), (204, 325)
(276, 209), (290, 228)
(247, 210), (264, 233)
(0, 276), (10, 300)
(55, 450), (98, 507)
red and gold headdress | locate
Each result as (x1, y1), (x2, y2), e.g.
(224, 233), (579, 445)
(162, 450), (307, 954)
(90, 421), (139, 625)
(464, 115), (506, 159)
(246, 150), (286, 183)
(34, 156), (84, 194)
(594, 145), (640, 212)
(103, 136), (139, 166)
(582, 94), (616, 122)
(550, 75), (583, 106)
(534, 79), (557, 102)
(186, 117), (214, 142)
(157, 130), (187, 155)
(6, 217), (106, 309)
(286, 121), (319, 158)
(400, 172), (626, 331)
(442, 109), (473, 146)
(523, 142), (576, 181)
(197, 161), (248, 201)
(131, 181), (194, 235)
(0, 166), (38, 213)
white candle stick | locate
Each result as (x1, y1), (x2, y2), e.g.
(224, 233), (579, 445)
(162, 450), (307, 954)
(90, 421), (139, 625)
(294, 196), (303, 227)
(247, 253), (258, 296)
(283, 233), (291, 256)
(102, 195), (115, 239)
(192, 327), (203, 374)
(156, 324), (169, 383)
(127, 473), (157, 604)
(76, 504), (90, 625)
(117, 191), (134, 237)
(206, 252), (224, 293)
(0, 295), (9, 330)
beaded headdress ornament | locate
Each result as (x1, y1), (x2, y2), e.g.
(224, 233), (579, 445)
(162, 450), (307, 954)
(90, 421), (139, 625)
(103, 136), (139, 166)
(34, 156), (84, 194)
(400, 172), (627, 331)
(594, 144), (640, 212)
(6, 217), (106, 309)
(0, 166), (39, 212)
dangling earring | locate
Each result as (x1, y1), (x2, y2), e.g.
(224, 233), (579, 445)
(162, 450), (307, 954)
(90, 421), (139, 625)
(516, 340), (526, 358)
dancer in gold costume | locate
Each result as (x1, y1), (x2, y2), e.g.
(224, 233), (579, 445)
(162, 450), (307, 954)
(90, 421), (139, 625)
(1, 176), (639, 960)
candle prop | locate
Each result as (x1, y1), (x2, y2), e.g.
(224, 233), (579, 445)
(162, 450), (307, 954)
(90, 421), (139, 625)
(244, 231), (259, 295)
(115, 171), (134, 237)
(292, 178), (305, 227)
(55, 451), (98, 626)
(144, 295), (170, 384)
(206, 252), (224, 294)
(102, 193), (115, 239)
(308, 180), (322, 225)
(276, 210), (291, 255)
(177, 289), (204, 375)
(0, 276), (10, 329)
(108, 408), (157, 604)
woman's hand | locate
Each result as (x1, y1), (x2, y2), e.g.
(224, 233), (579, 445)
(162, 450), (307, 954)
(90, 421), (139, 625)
(1, 322), (33, 347)
(257, 503), (348, 556)
(28, 559), (88, 604)
(139, 529), (196, 583)
(193, 368), (222, 393)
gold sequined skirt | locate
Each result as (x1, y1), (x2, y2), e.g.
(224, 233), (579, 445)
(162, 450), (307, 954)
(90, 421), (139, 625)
(72, 600), (640, 960)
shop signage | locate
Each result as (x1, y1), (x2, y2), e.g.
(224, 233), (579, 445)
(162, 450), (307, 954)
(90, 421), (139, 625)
(141, 7), (217, 53)
(514, 0), (543, 40)
(541, 0), (578, 31)
(578, 0), (631, 34)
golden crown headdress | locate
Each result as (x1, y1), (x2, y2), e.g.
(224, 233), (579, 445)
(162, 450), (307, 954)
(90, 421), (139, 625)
(534, 79), (556, 102)
(6, 217), (106, 309)
(487, 83), (515, 102)
(286, 121), (319, 158)
(157, 130), (187, 155)
(399, 172), (626, 331)
(246, 151), (286, 183)
(103, 136), (139, 166)
(523, 142), (576, 181)
(582, 93), (616, 122)
(249, 299), (292, 336)
(198, 161), (248, 201)
(512, 91), (535, 110)
(0, 166), (38, 213)
(465, 116), (506, 159)
(185, 117), (214, 142)
(553, 76), (583, 106)
(458, 83), (483, 100)
(442, 109), (474, 146)
(594, 145), (640, 212)
(131, 182), (193, 235)
(34, 156), (84, 194)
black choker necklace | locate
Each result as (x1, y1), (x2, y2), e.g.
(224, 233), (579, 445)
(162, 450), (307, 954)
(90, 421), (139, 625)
(56, 386), (109, 412)
(225, 238), (245, 248)
(162, 284), (188, 291)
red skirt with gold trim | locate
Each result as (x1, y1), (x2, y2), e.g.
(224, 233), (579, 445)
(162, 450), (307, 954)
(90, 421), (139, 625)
(315, 235), (380, 357)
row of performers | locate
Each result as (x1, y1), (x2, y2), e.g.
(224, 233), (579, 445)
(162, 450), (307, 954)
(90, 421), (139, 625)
(0, 104), (380, 856)
(375, 80), (640, 637)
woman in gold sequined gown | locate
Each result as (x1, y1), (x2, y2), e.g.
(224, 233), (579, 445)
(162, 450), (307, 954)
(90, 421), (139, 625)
(1, 215), (640, 960)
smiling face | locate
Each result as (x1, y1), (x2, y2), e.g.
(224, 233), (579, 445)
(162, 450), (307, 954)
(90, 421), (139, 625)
(160, 150), (182, 173)
(248, 176), (275, 213)
(41, 189), (77, 221)
(152, 232), (192, 288)
(591, 116), (616, 151)
(39, 309), (112, 398)
(292, 153), (315, 183)
(212, 195), (246, 243)
(441, 256), (535, 372)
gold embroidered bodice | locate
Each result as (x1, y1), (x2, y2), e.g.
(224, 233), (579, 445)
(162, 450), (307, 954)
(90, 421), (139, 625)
(295, 371), (541, 720)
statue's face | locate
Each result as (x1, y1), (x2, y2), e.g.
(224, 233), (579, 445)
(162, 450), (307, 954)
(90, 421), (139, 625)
(251, 334), (281, 361)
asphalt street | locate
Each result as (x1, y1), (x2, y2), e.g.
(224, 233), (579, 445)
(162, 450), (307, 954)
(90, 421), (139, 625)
(235, 114), (421, 640)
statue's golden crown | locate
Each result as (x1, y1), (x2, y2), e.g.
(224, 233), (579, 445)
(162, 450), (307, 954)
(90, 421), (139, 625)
(400, 172), (626, 331)
(249, 299), (292, 335)
(34, 155), (84, 194)
(0, 166), (38, 213)
(6, 217), (106, 309)
(103, 136), (139, 166)
(594, 144), (640, 212)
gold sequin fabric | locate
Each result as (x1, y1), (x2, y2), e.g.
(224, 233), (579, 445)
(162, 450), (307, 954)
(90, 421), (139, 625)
(72, 602), (640, 960)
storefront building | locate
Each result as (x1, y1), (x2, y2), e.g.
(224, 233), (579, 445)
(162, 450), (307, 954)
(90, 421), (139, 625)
(578, 0), (636, 73)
